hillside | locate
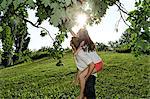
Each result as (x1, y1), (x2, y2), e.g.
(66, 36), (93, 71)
(0, 52), (149, 98)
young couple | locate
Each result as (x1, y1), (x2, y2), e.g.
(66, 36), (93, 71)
(70, 28), (103, 99)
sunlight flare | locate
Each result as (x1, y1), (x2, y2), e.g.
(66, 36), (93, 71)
(76, 13), (88, 28)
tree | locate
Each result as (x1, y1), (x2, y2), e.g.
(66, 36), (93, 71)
(0, 0), (149, 66)
(96, 42), (108, 51)
(0, 1), (30, 66)
(0, 0), (119, 66)
(1, 26), (13, 66)
(126, 0), (150, 55)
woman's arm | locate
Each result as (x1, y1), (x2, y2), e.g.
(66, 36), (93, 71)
(69, 29), (77, 37)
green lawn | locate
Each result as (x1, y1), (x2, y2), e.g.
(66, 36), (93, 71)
(0, 52), (149, 98)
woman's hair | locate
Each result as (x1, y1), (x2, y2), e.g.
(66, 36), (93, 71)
(70, 37), (82, 50)
(78, 28), (95, 51)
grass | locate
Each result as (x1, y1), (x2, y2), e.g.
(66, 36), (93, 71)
(0, 52), (149, 98)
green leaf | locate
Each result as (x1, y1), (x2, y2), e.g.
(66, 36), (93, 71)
(50, 14), (60, 27)
(51, 3), (59, 10)
(26, 0), (35, 8)
(13, 0), (22, 10)
(0, 0), (3, 3)
(41, 0), (51, 7)
(7, 0), (13, 6)
(1, 0), (7, 9)
(50, 7), (65, 26)
(65, 0), (72, 6)
(0, 26), (3, 32)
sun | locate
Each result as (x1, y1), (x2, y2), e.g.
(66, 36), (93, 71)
(76, 13), (88, 28)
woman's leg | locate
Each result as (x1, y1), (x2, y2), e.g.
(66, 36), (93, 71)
(78, 64), (97, 99)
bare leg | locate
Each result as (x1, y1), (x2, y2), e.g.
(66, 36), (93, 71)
(74, 71), (81, 85)
(77, 65), (97, 99)
(78, 74), (85, 99)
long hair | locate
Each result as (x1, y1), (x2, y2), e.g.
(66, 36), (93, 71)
(78, 28), (95, 52)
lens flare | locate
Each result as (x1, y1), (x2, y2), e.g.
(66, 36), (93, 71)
(76, 13), (87, 27)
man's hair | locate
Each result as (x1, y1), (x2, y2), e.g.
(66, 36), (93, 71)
(70, 37), (82, 50)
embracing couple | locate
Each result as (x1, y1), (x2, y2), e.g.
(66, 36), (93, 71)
(70, 28), (104, 99)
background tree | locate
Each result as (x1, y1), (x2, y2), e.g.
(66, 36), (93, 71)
(111, 31), (131, 53)
(96, 42), (108, 51)
(13, 19), (31, 65)
(125, 0), (150, 55)
(0, 0), (119, 66)
(1, 26), (13, 66)
(0, 2), (30, 66)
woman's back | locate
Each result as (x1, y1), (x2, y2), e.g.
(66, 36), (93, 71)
(87, 51), (102, 63)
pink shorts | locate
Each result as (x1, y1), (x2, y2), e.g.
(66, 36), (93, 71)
(95, 61), (103, 72)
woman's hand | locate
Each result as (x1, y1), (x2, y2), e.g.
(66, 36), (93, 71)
(69, 29), (77, 37)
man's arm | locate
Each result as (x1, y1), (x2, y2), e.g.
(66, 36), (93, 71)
(85, 63), (95, 81)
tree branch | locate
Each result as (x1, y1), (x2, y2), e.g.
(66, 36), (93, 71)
(23, 18), (55, 41)
(119, 10), (131, 28)
(115, 2), (128, 15)
(114, 1), (133, 29)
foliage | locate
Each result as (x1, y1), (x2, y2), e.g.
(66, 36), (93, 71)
(1, 26), (13, 67)
(112, 0), (150, 55)
(0, 0), (30, 66)
(0, 0), (149, 66)
(0, 52), (149, 98)
(108, 41), (119, 49)
(0, 0), (118, 67)
(108, 31), (132, 53)
(13, 49), (32, 65)
(126, 0), (150, 56)
(51, 32), (68, 66)
(95, 42), (109, 51)
(30, 47), (52, 60)
(13, 20), (31, 65)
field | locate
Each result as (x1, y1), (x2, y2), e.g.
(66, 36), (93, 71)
(0, 52), (149, 98)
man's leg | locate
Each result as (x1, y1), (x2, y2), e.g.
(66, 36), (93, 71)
(84, 75), (96, 99)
